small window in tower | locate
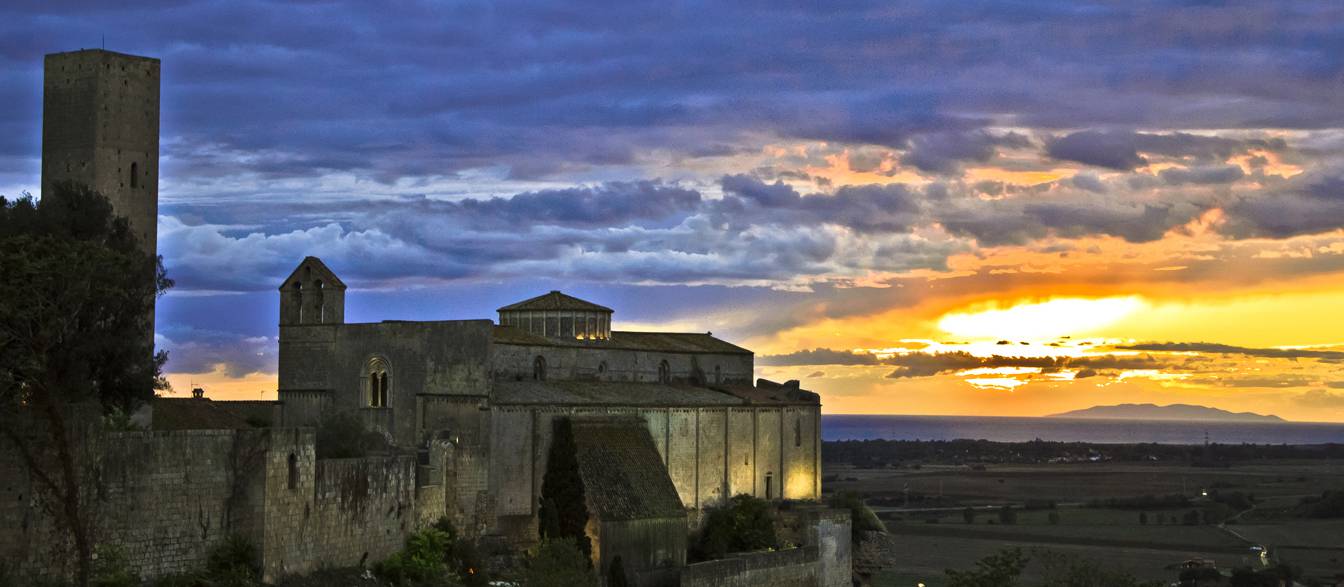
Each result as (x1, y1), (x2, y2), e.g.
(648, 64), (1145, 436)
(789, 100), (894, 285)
(597, 361), (607, 379)
(765, 472), (774, 500)
(794, 417), (802, 448)
(130, 163), (138, 188)
(287, 453), (298, 490)
(658, 360), (671, 384)
(533, 356), (547, 381)
(714, 365), (722, 385)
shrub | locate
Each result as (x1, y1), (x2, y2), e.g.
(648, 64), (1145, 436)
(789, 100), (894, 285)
(945, 548), (1028, 587)
(998, 505), (1017, 525)
(826, 491), (885, 544)
(374, 528), (463, 587)
(523, 539), (596, 587)
(206, 534), (261, 586)
(91, 545), (139, 587)
(693, 494), (778, 561)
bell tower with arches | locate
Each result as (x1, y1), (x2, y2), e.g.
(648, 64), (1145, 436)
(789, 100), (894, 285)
(279, 256), (347, 326)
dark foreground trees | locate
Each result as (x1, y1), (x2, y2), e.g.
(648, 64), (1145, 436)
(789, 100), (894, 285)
(0, 184), (171, 586)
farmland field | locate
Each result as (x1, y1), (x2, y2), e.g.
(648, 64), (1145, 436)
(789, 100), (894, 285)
(827, 459), (1344, 585)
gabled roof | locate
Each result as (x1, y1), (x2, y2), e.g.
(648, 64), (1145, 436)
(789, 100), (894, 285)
(492, 326), (752, 355)
(279, 256), (347, 290)
(571, 418), (686, 521)
(497, 290), (612, 313)
(151, 398), (254, 431)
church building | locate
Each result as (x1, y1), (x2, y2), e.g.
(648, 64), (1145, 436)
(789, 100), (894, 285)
(276, 256), (824, 544)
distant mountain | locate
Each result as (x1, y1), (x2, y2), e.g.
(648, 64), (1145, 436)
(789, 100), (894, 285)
(1047, 403), (1285, 422)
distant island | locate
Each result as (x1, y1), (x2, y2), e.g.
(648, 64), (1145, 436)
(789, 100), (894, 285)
(1048, 403), (1285, 422)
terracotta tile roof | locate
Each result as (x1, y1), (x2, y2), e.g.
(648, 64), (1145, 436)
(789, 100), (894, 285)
(497, 290), (612, 313)
(151, 398), (255, 431)
(491, 326), (752, 355)
(571, 417), (686, 521)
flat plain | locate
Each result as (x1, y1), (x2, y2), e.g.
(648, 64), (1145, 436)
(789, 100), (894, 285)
(825, 460), (1344, 586)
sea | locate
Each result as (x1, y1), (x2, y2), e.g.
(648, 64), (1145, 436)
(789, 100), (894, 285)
(822, 415), (1344, 445)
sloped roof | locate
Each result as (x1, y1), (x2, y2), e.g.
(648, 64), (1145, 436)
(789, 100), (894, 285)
(493, 380), (744, 406)
(492, 326), (752, 355)
(151, 398), (254, 431)
(279, 256), (347, 290)
(571, 418), (686, 521)
(498, 290), (612, 313)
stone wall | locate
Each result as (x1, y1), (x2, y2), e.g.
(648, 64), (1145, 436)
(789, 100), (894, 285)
(679, 547), (819, 587)
(212, 400), (284, 427)
(492, 342), (753, 385)
(487, 404), (821, 542)
(0, 426), (439, 583)
(278, 320), (494, 445)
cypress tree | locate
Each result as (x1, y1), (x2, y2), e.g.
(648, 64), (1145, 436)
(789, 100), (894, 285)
(538, 417), (592, 560)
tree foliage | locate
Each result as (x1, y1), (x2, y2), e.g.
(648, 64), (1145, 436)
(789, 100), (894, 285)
(826, 491), (885, 543)
(945, 548), (1029, 587)
(0, 183), (171, 586)
(693, 494), (778, 561)
(537, 417), (592, 561)
(523, 539), (596, 587)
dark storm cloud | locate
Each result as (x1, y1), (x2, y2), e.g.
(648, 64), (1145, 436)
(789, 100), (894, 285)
(758, 346), (1171, 379)
(2, 1), (1340, 186)
(899, 131), (1031, 174)
(1117, 342), (1344, 361)
(758, 348), (882, 366)
(1046, 131), (1287, 171)
(1220, 170), (1344, 239)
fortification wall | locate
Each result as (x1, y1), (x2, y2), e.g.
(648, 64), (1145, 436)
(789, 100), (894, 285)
(0, 426), (437, 583)
(678, 546), (819, 587)
(261, 449), (419, 580)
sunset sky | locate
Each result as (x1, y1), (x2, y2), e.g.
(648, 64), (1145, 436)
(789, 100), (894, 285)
(3, 2), (1343, 421)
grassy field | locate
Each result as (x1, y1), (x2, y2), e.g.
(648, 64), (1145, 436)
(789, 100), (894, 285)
(829, 460), (1344, 585)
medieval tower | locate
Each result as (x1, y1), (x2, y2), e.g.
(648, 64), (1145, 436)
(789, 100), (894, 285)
(41, 49), (161, 344)
(41, 49), (160, 255)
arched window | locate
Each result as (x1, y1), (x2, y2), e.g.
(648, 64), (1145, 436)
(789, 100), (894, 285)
(291, 281), (303, 323)
(130, 162), (138, 188)
(597, 361), (607, 379)
(765, 472), (774, 500)
(658, 360), (671, 384)
(794, 416), (802, 447)
(366, 357), (390, 407)
(714, 365), (722, 385)
(533, 356), (547, 381)
(287, 453), (298, 490)
(314, 280), (325, 323)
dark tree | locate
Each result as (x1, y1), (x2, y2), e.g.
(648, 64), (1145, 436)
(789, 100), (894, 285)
(0, 183), (171, 586)
(538, 417), (592, 561)
(693, 494), (778, 561)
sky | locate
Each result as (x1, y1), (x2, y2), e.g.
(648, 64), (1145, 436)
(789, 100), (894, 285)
(3, 1), (1344, 421)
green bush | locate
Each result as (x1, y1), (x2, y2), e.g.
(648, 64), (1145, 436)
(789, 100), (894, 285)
(205, 534), (261, 586)
(91, 545), (139, 587)
(693, 494), (779, 561)
(826, 491), (886, 543)
(374, 528), (462, 586)
(945, 548), (1028, 587)
(523, 539), (596, 587)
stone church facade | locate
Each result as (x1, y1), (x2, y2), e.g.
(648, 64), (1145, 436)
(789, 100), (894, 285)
(275, 257), (825, 543)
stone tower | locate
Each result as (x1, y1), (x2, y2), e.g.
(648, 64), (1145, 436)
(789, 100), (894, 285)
(279, 257), (347, 326)
(42, 49), (160, 254)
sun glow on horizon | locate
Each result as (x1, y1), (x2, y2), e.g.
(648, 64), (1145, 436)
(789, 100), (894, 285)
(937, 296), (1146, 342)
